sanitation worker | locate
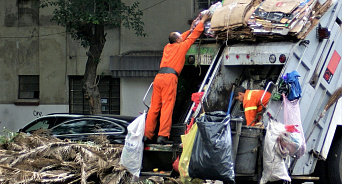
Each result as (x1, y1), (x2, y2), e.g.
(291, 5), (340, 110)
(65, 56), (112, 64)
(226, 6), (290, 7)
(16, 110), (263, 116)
(234, 86), (271, 126)
(144, 12), (211, 144)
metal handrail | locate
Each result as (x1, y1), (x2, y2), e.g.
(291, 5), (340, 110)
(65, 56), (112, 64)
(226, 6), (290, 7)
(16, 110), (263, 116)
(143, 82), (154, 109)
(260, 81), (275, 107)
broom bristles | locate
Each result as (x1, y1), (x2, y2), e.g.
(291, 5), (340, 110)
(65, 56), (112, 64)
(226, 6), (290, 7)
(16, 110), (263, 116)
(325, 86), (342, 111)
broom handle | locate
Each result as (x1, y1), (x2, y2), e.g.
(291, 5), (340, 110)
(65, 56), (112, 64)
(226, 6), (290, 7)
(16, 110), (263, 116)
(305, 111), (324, 143)
(306, 86), (342, 142)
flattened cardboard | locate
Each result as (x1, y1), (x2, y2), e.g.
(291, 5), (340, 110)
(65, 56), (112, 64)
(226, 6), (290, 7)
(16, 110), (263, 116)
(261, 0), (302, 14)
(245, 6), (257, 23)
(211, 3), (251, 29)
(223, 0), (252, 6)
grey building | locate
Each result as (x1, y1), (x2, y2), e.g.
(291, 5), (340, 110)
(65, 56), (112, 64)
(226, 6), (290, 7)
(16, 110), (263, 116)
(0, 0), (214, 132)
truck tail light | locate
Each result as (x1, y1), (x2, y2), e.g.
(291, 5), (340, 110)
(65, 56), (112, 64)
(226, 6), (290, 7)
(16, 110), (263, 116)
(317, 24), (331, 41)
(188, 55), (195, 64)
(269, 54), (276, 63)
(279, 54), (286, 63)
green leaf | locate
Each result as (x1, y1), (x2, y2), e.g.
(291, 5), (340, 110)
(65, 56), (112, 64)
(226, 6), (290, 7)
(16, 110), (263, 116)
(40, 0), (146, 47)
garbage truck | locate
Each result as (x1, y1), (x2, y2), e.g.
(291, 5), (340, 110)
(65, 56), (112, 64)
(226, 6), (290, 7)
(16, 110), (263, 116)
(140, 0), (342, 183)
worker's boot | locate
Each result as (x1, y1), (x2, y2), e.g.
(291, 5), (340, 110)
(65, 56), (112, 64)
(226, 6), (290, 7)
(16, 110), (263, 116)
(156, 136), (173, 144)
(143, 136), (154, 144)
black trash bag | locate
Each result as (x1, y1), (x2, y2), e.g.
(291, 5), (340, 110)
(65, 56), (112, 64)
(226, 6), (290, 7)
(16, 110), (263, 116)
(189, 111), (235, 184)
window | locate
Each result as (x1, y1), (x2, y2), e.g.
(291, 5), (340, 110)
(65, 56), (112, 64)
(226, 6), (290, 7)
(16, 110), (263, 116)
(21, 117), (73, 133)
(52, 120), (88, 135)
(98, 120), (124, 133)
(69, 76), (120, 114)
(22, 119), (50, 133)
(51, 119), (124, 135)
(18, 0), (39, 27)
(19, 75), (39, 99)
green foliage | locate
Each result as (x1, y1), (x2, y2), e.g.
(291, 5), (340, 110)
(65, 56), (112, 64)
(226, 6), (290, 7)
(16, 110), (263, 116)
(0, 127), (18, 144)
(40, 0), (146, 48)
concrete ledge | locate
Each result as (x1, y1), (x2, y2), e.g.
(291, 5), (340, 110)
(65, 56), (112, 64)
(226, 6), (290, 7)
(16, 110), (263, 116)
(14, 99), (40, 106)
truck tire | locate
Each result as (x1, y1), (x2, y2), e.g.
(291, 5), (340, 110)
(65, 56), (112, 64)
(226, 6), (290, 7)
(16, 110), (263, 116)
(314, 160), (329, 184)
(326, 136), (342, 183)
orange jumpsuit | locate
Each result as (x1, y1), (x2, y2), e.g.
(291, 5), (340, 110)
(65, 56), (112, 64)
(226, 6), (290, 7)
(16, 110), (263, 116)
(144, 22), (205, 140)
(243, 90), (271, 126)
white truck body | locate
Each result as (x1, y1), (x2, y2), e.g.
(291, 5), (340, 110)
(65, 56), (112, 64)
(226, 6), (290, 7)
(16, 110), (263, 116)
(182, 0), (342, 182)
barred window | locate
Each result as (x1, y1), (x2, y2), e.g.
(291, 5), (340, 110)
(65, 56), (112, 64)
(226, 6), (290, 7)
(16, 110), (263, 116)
(69, 76), (120, 115)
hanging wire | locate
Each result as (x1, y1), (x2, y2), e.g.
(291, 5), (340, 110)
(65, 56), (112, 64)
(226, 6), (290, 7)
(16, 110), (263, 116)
(141, 0), (168, 12)
(0, 32), (67, 39)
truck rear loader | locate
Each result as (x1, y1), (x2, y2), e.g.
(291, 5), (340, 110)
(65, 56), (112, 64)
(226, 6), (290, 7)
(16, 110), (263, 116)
(141, 0), (342, 183)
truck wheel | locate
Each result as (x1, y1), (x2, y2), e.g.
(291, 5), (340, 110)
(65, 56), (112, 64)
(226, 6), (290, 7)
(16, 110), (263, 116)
(327, 136), (342, 183)
(313, 160), (329, 184)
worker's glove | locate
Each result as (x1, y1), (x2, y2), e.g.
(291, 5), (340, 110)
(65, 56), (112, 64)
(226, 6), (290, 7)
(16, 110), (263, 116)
(255, 122), (264, 128)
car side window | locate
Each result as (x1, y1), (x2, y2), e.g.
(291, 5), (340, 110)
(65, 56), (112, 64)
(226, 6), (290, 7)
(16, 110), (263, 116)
(23, 117), (58, 133)
(95, 120), (124, 133)
(51, 119), (125, 135)
(52, 120), (89, 135)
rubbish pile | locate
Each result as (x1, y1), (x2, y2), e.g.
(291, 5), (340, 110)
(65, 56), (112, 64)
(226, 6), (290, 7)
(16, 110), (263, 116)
(209, 0), (333, 41)
(0, 131), (132, 184)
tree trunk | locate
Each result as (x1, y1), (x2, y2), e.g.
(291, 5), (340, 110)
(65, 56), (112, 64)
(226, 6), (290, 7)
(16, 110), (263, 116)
(83, 24), (106, 115)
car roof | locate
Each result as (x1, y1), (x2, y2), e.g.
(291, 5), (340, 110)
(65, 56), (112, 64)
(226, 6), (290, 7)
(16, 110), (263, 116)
(45, 113), (137, 122)
(20, 113), (138, 133)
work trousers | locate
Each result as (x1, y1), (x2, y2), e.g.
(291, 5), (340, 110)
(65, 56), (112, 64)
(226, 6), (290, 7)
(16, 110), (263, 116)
(144, 73), (178, 139)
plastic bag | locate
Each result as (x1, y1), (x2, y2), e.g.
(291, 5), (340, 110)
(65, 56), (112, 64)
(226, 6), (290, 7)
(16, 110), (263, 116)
(283, 70), (302, 101)
(260, 119), (291, 184)
(190, 2), (222, 37)
(283, 94), (306, 157)
(276, 131), (301, 157)
(189, 111), (235, 184)
(120, 112), (146, 177)
(179, 123), (198, 183)
(172, 155), (180, 173)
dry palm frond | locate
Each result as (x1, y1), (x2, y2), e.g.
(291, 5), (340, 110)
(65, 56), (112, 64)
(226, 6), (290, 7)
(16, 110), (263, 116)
(81, 161), (87, 184)
(324, 86), (342, 112)
(0, 132), (131, 183)
(51, 144), (77, 161)
(101, 166), (133, 184)
(88, 134), (110, 145)
(68, 177), (81, 184)
(34, 170), (76, 183)
(9, 142), (70, 167)
(38, 161), (78, 173)
(0, 164), (76, 183)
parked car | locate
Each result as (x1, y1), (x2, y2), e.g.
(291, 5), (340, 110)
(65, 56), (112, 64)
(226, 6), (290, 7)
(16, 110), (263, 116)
(19, 113), (137, 144)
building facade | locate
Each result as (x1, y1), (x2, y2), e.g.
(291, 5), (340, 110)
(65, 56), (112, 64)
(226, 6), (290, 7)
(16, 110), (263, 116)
(0, 0), (215, 132)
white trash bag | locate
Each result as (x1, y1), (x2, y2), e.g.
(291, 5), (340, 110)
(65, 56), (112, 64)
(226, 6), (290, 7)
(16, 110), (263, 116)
(120, 112), (146, 177)
(260, 119), (291, 184)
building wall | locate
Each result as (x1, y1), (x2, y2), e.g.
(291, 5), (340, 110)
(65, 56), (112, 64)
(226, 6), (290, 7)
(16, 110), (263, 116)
(120, 0), (194, 54)
(0, 105), (69, 132)
(0, 0), (197, 132)
(121, 78), (154, 117)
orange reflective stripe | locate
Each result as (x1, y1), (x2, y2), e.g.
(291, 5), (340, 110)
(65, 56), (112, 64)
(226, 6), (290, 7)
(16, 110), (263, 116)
(245, 106), (257, 111)
(247, 90), (253, 100)
(247, 90), (261, 100)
